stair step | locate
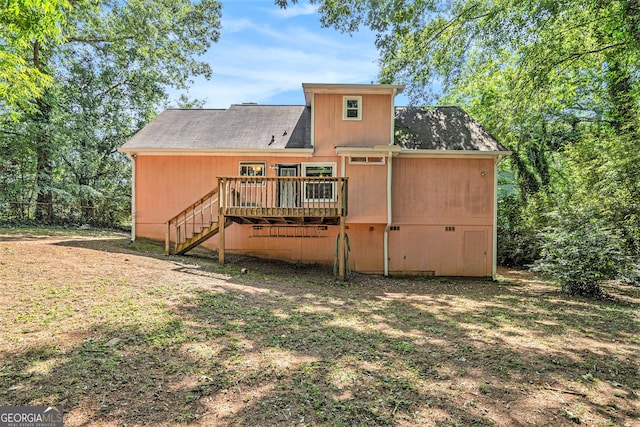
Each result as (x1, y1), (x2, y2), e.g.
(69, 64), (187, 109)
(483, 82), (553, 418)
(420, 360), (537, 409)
(173, 219), (233, 255)
(175, 224), (218, 255)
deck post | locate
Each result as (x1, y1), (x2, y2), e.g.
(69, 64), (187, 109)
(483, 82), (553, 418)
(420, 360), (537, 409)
(218, 178), (225, 265)
(165, 221), (170, 255)
(338, 215), (346, 281)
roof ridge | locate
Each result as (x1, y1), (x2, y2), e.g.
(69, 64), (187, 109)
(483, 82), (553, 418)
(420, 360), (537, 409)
(394, 105), (462, 109)
(166, 108), (227, 111)
(229, 103), (306, 107)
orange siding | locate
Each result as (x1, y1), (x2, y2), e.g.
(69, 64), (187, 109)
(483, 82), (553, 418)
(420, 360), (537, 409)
(388, 225), (491, 276)
(389, 157), (494, 276)
(346, 224), (385, 273)
(313, 93), (392, 156)
(134, 154), (495, 275)
(392, 157), (494, 224)
(220, 224), (338, 265)
(136, 155), (344, 267)
(344, 161), (387, 222)
(137, 156), (223, 229)
(136, 155), (311, 240)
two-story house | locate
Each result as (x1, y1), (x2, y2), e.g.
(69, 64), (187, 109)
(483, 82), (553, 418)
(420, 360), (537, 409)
(119, 83), (510, 279)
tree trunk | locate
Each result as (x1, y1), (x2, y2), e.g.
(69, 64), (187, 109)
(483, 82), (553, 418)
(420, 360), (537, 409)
(28, 39), (55, 223)
(33, 95), (55, 223)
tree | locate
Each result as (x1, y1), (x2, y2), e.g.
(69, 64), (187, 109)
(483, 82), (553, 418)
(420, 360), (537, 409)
(0, 0), (69, 119)
(1, 0), (222, 224)
(52, 0), (221, 223)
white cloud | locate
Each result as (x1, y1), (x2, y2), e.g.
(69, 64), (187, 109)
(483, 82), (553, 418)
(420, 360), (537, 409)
(171, 1), (383, 108)
(222, 17), (254, 33)
(269, 2), (318, 19)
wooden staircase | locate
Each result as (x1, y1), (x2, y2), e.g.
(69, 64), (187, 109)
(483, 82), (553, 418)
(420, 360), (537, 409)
(165, 187), (231, 255)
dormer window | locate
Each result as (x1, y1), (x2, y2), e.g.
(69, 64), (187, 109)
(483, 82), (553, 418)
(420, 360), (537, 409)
(343, 96), (362, 120)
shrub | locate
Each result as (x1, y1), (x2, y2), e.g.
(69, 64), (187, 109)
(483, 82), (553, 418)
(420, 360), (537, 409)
(533, 206), (639, 297)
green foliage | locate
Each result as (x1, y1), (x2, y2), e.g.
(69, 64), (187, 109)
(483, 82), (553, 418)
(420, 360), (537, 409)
(0, 0), (70, 118)
(1, 0), (222, 227)
(533, 129), (640, 296)
(497, 194), (540, 268)
(564, 131), (640, 253)
(533, 205), (638, 297)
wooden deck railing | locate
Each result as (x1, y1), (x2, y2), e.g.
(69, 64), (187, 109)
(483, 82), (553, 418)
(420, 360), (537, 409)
(219, 176), (348, 220)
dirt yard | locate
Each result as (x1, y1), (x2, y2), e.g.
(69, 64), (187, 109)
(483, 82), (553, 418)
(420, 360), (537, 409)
(0, 228), (638, 426)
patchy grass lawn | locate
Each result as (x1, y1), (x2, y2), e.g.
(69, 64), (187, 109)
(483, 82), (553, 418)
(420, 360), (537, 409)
(0, 228), (638, 426)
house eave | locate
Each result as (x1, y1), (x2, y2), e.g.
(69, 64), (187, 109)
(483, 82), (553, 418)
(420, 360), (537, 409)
(395, 149), (512, 159)
(117, 147), (315, 157)
(303, 83), (405, 106)
(335, 145), (402, 155)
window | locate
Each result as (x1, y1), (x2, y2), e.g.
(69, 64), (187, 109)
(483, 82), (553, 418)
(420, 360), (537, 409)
(343, 96), (362, 120)
(239, 162), (266, 186)
(239, 162), (266, 177)
(349, 156), (385, 165)
(302, 163), (335, 202)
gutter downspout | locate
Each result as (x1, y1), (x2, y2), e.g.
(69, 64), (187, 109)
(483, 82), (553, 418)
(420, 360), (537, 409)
(127, 153), (137, 242)
(384, 88), (398, 277)
(310, 93), (315, 153)
(384, 151), (393, 276)
(492, 154), (505, 280)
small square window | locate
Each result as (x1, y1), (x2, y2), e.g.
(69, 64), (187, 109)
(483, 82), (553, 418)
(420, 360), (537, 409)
(343, 96), (362, 120)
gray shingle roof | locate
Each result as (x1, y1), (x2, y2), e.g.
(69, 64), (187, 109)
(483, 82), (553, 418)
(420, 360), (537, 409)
(120, 104), (507, 153)
(120, 104), (312, 151)
(394, 106), (508, 151)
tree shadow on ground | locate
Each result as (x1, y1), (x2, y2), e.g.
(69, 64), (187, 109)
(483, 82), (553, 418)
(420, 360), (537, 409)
(2, 235), (637, 426)
(170, 281), (638, 426)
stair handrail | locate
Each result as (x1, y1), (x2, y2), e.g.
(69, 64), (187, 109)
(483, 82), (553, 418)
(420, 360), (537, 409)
(166, 187), (220, 254)
(172, 197), (216, 230)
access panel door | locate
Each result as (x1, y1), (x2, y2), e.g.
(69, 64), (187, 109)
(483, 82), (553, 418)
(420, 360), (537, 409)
(463, 230), (487, 276)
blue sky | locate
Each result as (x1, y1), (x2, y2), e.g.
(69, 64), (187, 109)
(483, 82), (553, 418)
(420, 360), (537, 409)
(176, 0), (408, 108)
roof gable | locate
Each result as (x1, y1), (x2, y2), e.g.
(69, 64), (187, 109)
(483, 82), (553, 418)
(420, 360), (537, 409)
(120, 105), (312, 152)
(394, 106), (508, 152)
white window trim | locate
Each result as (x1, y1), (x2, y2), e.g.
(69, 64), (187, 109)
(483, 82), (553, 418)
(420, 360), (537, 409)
(302, 162), (336, 202)
(342, 96), (362, 121)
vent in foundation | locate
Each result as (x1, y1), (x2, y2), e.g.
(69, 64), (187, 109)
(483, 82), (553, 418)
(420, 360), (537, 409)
(445, 226), (456, 232)
(389, 225), (400, 231)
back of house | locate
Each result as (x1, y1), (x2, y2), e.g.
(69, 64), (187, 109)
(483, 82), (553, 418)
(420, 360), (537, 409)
(119, 83), (510, 278)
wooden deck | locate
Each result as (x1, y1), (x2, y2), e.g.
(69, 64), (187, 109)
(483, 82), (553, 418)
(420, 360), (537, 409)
(166, 176), (350, 279)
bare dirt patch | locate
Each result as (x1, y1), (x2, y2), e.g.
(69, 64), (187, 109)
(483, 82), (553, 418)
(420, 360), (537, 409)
(1, 228), (638, 426)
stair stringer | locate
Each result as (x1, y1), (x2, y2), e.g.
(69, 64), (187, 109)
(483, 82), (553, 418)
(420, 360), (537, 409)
(174, 218), (234, 255)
